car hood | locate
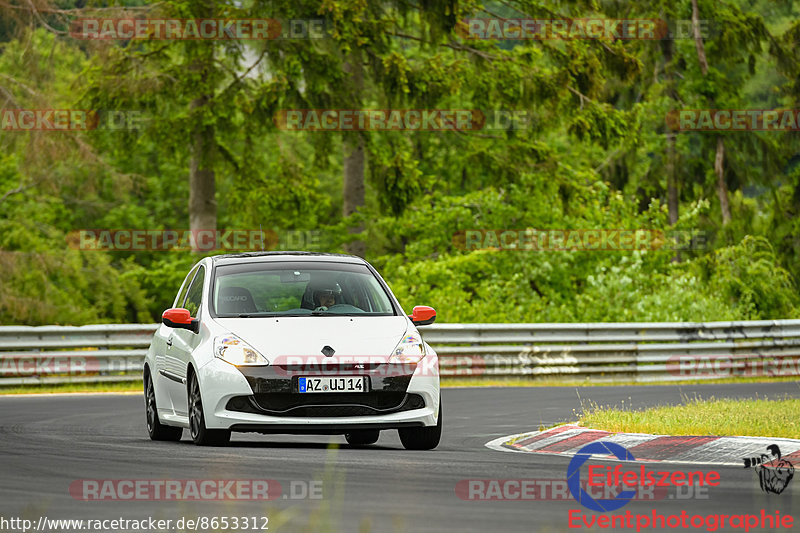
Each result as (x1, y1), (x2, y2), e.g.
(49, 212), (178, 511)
(212, 316), (409, 360)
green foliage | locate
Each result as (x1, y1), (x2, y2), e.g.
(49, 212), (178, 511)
(694, 236), (799, 319)
(0, 251), (150, 325)
(1, 0), (800, 325)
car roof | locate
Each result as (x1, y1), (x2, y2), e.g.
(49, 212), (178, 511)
(210, 251), (367, 267)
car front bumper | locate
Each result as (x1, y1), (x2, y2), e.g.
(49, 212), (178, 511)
(196, 355), (440, 432)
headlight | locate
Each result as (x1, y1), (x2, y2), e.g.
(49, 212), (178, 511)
(390, 333), (426, 364)
(214, 335), (269, 366)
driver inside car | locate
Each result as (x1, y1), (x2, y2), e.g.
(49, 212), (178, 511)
(313, 284), (342, 311)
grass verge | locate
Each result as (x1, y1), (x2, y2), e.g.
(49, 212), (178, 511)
(0, 380), (143, 395)
(578, 395), (800, 439)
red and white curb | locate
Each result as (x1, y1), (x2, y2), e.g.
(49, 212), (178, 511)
(486, 425), (800, 467)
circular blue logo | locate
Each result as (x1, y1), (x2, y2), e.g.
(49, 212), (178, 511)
(567, 441), (637, 512)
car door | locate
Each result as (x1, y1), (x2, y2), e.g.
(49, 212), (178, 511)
(153, 266), (197, 415)
(166, 264), (206, 416)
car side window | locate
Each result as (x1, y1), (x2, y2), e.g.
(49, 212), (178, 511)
(183, 266), (206, 317)
(175, 267), (198, 308)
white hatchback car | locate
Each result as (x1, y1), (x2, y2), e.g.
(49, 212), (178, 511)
(144, 252), (441, 449)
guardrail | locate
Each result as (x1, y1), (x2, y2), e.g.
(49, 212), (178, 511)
(1, 320), (799, 385)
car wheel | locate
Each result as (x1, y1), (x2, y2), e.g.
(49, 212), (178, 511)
(345, 430), (380, 447)
(145, 371), (183, 441)
(398, 401), (442, 450)
(188, 372), (231, 447)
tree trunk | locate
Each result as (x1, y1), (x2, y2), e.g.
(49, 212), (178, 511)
(661, 17), (680, 262)
(189, 105), (216, 253)
(342, 50), (366, 257)
(692, 0), (730, 225)
(188, 23), (216, 252)
(715, 136), (731, 224)
(666, 132), (678, 225)
(343, 133), (366, 257)
(653, 18), (679, 226)
(691, 0), (708, 76)
(662, 34), (679, 227)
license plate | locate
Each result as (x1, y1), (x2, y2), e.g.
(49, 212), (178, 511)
(298, 376), (367, 393)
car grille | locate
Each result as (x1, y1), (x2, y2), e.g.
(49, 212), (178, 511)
(226, 392), (426, 417)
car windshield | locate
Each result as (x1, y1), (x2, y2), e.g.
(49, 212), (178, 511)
(212, 261), (396, 317)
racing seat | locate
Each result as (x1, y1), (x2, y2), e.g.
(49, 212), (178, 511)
(217, 286), (258, 314)
(300, 286), (320, 310)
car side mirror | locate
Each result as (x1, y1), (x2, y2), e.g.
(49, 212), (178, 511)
(409, 305), (436, 326)
(162, 308), (200, 334)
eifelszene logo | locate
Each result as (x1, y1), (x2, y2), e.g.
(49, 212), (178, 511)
(567, 441), (720, 512)
(743, 445), (795, 495)
(567, 441), (637, 512)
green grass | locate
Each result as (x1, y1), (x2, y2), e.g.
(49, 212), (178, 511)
(0, 380), (143, 395)
(578, 395), (800, 439)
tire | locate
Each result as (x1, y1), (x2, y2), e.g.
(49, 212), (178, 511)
(145, 371), (183, 442)
(398, 401), (442, 450)
(189, 372), (231, 446)
(345, 430), (380, 447)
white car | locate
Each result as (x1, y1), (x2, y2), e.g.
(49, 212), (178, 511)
(143, 252), (441, 449)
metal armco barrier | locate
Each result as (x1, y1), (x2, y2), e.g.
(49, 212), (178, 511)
(1, 320), (799, 385)
(0, 324), (155, 386)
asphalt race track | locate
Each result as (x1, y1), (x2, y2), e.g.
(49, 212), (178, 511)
(1, 383), (799, 533)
